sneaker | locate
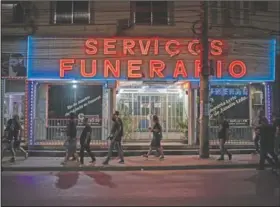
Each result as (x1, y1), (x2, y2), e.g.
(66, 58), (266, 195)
(159, 156), (164, 160)
(217, 157), (224, 161)
(143, 154), (148, 158)
(102, 161), (109, 165)
(60, 161), (67, 166)
(228, 153), (232, 161)
(25, 153), (28, 159)
(90, 158), (96, 164)
(118, 160), (124, 164)
(10, 157), (15, 163)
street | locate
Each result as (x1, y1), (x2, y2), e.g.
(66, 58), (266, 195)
(2, 169), (280, 206)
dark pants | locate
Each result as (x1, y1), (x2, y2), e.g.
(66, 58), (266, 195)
(80, 139), (95, 164)
(259, 145), (279, 169)
(254, 135), (260, 153)
(1, 138), (27, 160)
(219, 139), (231, 158)
(104, 140), (124, 163)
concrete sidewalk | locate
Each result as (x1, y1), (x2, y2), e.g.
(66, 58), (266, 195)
(2, 154), (262, 172)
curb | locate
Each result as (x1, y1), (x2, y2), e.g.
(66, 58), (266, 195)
(22, 149), (255, 157)
(2, 163), (261, 172)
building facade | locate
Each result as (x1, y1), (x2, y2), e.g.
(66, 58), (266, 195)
(1, 1), (279, 146)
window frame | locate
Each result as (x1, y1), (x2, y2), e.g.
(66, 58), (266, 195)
(254, 1), (268, 12)
(210, 1), (218, 25)
(242, 1), (251, 25)
(229, 1), (251, 26)
(130, 1), (174, 26)
(52, 1), (91, 25)
(1, 2), (26, 24)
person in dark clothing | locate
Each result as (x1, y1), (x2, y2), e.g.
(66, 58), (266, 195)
(61, 113), (79, 165)
(79, 117), (96, 166)
(114, 111), (124, 161)
(103, 112), (124, 165)
(217, 114), (232, 161)
(143, 115), (164, 160)
(253, 110), (266, 154)
(2, 115), (28, 162)
(258, 118), (279, 170)
(272, 113), (280, 154)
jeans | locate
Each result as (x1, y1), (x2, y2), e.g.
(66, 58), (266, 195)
(275, 135), (280, 154)
(259, 145), (279, 169)
(104, 140), (124, 163)
(1, 139), (27, 160)
(254, 135), (260, 153)
(219, 139), (231, 158)
(80, 139), (95, 164)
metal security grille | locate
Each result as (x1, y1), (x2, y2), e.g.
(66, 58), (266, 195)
(116, 87), (187, 140)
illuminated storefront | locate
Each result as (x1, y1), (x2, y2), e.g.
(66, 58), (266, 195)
(26, 37), (276, 145)
(1, 37), (27, 137)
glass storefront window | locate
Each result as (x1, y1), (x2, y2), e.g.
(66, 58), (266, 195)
(3, 93), (25, 128)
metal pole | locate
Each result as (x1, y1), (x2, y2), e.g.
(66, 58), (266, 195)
(199, 1), (210, 158)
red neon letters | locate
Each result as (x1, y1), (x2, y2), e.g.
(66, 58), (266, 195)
(59, 38), (248, 79)
(228, 61), (247, 78)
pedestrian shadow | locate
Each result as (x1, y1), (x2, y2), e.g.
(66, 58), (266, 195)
(244, 170), (280, 197)
(1, 157), (25, 166)
(83, 171), (117, 188)
(54, 171), (80, 190)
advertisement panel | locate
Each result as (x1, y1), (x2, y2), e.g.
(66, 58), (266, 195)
(48, 85), (103, 126)
(209, 85), (250, 126)
(27, 37), (275, 82)
(1, 38), (27, 78)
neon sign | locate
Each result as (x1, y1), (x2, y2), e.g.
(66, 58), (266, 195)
(210, 87), (249, 96)
(59, 38), (248, 80)
(26, 37), (275, 82)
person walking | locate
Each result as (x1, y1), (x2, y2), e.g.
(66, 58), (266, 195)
(61, 113), (79, 165)
(103, 112), (124, 165)
(79, 117), (96, 166)
(217, 113), (232, 161)
(258, 117), (279, 170)
(2, 115), (28, 162)
(114, 111), (124, 161)
(272, 113), (280, 155)
(253, 110), (266, 154)
(143, 115), (164, 160)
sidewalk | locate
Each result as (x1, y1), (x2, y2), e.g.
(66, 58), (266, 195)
(2, 154), (261, 172)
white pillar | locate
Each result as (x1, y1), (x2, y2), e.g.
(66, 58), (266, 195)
(188, 88), (196, 145)
(1, 79), (6, 134)
(35, 83), (48, 141)
(110, 88), (117, 114)
(102, 86), (109, 140)
(248, 84), (255, 141)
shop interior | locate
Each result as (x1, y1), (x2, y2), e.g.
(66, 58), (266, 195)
(116, 81), (189, 140)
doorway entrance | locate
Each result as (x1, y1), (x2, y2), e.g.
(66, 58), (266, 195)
(116, 82), (188, 141)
